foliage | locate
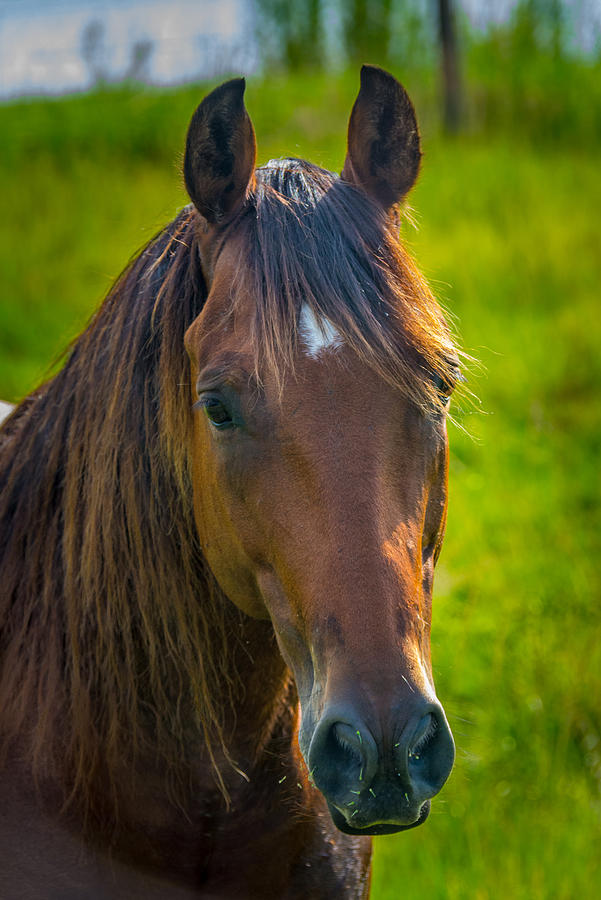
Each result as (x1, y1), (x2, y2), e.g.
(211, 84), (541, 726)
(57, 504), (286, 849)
(251, 0), (601, 144)
(343, 0), (394, 64)
(254, 0), (322, 69)
(1, 61), (600, 897)
(464, 4), (601, 144)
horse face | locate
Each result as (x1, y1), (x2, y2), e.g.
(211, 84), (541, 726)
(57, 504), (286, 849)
(183, 69), (455, 835)
(185, 244), (454, 834)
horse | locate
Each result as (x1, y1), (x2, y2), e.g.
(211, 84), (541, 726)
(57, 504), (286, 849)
(0, 66), (460, 898)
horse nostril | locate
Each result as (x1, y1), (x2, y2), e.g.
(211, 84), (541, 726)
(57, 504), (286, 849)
(332, 722), (364, 762)
(307, 714), (378, 801)
(408, 712), (436, 759)
(403, 707), (455, 799)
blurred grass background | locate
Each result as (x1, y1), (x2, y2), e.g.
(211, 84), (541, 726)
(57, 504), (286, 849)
(1, 1), (600, 896)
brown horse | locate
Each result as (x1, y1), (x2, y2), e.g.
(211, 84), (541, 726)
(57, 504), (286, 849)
(0, 67), (460, 898)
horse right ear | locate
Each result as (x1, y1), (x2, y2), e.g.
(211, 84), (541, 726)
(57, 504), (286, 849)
(184, 78), (256, 225)
(342, 66), (421, 213)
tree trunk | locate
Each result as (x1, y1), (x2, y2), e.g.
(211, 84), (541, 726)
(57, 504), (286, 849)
(437, 0), (462, 133)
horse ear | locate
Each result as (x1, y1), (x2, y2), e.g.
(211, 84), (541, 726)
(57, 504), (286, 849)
(341, 65), (421, 212)
(184, 78), (256, 225)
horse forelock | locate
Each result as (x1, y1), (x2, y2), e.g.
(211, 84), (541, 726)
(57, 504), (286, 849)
(229, 157), (461, 410)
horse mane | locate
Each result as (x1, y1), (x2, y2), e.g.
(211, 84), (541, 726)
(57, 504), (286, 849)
(0, 158), (460, 820)
(0, 208), (237, 812)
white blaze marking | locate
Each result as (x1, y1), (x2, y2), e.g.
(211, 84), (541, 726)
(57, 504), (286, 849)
(299, 304), (343, 358)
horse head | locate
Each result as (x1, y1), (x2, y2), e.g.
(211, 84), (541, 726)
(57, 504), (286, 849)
(183, 67), (456, 836)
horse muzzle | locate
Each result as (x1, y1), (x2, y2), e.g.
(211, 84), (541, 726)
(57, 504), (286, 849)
(304, 698), (455, 835)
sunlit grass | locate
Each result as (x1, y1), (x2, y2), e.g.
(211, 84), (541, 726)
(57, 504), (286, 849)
(371, 138), (601, 899)
(1, 74), (600, 897)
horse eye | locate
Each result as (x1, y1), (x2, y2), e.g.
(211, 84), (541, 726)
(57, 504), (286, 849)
(433, 368), (459, 403)
(431, 374), (451, 405)
(202, 398), (234, 429)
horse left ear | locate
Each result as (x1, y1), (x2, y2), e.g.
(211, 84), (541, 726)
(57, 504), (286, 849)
(184, 77), (256, 225)
(341, 65), (421, 213)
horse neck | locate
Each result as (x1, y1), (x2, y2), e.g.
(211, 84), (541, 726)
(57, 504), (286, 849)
(216, 612), (296, 775)
(100, 608), (296, 838)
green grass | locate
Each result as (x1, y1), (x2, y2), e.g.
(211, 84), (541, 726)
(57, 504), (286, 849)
(372, 139), (601, 898)
(1, 72), (600, 897)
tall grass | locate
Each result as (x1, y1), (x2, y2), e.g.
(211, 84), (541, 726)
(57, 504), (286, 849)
(374, 137), (601, 898)
(1, 60), (600, 897)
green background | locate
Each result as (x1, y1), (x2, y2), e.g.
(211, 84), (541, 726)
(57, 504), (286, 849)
(1, 35), (600, 900)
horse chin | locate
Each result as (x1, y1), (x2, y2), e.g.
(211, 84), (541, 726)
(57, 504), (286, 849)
(327, 799), (431, 836)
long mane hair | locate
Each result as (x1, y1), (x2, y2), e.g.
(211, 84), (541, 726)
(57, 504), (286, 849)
(0, 158), (459, 818)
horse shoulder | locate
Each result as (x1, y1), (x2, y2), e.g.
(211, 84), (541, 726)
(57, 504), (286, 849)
(0, 778), (208, 899)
